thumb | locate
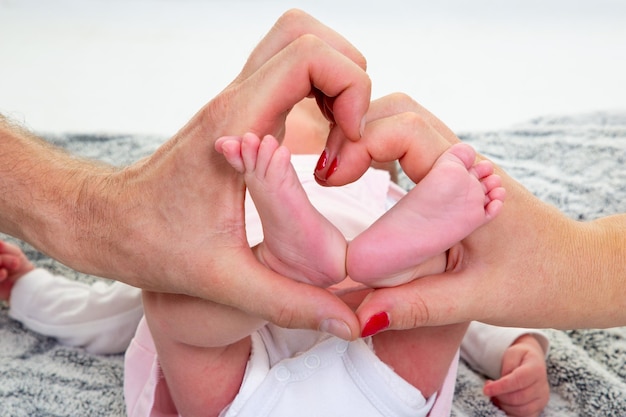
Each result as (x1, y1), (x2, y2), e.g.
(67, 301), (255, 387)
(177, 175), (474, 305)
(483, 378), (509, 398)
(356, 270), (478, 335)
(225, 256), (360, 340)
(483, 366), (526, 398)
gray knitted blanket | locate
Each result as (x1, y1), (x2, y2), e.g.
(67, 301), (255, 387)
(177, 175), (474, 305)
(1, 112), (626, 416)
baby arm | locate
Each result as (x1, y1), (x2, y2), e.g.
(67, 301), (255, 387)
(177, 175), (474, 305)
(460, 322), (549, 417)
(483, 334), (550, 417)
(2, 239), (142, 354)
(1, 238), (142, 354)
(0, 240), (34, 300)
(11, 271), (142, 354)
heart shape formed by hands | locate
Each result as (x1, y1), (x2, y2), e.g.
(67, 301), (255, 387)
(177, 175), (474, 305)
(217, 101), (504, 337)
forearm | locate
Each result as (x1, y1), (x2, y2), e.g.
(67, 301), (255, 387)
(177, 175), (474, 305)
(478, 169), (626, 329)
(0, 118), (118, 272)
(573, 213), (626, 324)
(9, 270), (142, 354)
(521, 177), (626, 328)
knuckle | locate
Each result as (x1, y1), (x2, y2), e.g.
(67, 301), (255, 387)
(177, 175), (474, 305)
(293, 33), (324, 51)
(388, 92), (415, 106)
(400, 111), (429, 131)
(273, 301), (299, 329)
(405, 293), (432, 328)
(271, 9), (311, 49)
(280, 8), (309, 26)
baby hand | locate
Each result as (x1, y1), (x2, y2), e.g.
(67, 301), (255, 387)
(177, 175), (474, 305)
(483, 334), (549, 417)
(0, 240), (35, 301)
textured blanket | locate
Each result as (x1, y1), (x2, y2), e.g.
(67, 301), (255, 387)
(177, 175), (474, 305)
(1, 112), (626, 416)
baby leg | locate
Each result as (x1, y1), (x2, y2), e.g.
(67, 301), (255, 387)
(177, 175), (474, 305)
(373, 322), (470, 399)
(347, 143), (504, 287)
(218, 133), (347, 287)
(142, 292), (253, 417)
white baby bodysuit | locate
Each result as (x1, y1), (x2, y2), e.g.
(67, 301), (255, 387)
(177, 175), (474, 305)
(220, 324), (437, 417)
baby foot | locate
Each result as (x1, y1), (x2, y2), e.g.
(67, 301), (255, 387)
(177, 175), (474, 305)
(217, 133), (347, 287)
(347, 143), (505, 287)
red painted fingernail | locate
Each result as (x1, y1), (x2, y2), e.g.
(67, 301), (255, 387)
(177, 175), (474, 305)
(325, 157), (338, 181)
(315, 149), (328, 172)
(361, 312), (390, 337)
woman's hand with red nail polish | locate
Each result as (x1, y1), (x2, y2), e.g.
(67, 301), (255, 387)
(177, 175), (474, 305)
(361, 311), (390, 337)
(313, 93), (453, 190)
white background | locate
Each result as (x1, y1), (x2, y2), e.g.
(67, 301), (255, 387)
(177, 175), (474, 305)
(1, 0), (625, 135)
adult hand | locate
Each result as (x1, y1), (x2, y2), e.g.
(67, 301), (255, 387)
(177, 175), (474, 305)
(313, 92), (455, 186)
(317, 93), (626, 333)
(0, 10), (371, 340)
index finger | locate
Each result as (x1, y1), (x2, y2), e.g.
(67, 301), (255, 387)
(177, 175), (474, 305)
(315, 93), (457, 187)
(355, 270), (477, 332)
(238, 9), (367, 81)
(212, 32), (371, 142)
